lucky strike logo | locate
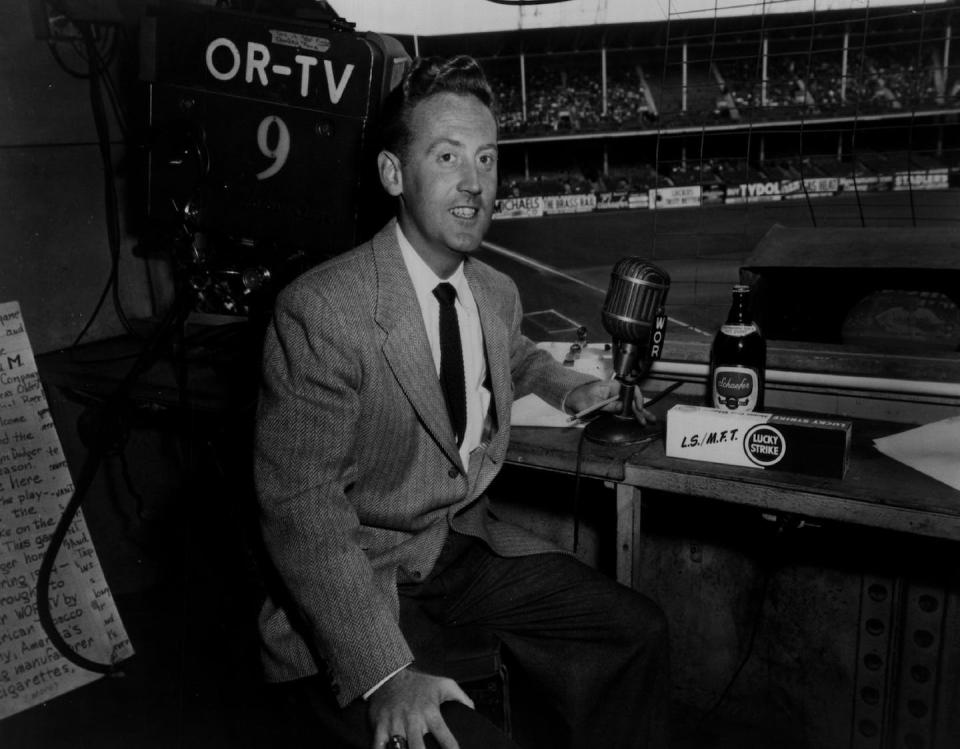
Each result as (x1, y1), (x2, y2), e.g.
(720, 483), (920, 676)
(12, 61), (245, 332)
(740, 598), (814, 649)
(743, 424), (786, 467)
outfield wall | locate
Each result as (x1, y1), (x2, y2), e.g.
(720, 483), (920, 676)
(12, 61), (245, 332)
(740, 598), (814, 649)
(493, 166), (955, 218)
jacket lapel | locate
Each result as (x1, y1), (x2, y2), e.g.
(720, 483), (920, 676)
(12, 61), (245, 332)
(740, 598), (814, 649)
(465, 261), (511, 444)
(372, 222), (463, 468)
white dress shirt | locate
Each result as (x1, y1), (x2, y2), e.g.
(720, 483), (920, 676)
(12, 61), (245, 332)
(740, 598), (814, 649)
(396, 224), (492, 468)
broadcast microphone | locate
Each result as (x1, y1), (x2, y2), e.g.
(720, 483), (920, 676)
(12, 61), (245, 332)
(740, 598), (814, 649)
(584, 257), (670, 446)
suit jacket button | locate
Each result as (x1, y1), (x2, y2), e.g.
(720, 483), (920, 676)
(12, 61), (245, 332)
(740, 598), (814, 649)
(448, 467), (458, 478)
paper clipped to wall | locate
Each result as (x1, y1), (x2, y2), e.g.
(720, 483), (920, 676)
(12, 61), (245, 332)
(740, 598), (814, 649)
(0, 301), (133, 720)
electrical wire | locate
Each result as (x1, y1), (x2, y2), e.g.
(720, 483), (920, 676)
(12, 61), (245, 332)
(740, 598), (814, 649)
(902, 0), (933, 229)
(694, 0), (723, 232)
(847, 4), (871, 227)
(86, 29), (131, 139)
(794, 0), (818, 228)
(684, 515), (801, 740)
(691, 565), (772, 732)
(68, 21), (138, 348)
(570, 381), (684, 552)
(42, 5), (138, 349)
(47, 39), (92, 79)
(36, 297), (191, 673)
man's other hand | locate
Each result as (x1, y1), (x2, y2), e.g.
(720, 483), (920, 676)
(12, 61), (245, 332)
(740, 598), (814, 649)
(565, 378), (655, 424)
(369, 667), (475, 749)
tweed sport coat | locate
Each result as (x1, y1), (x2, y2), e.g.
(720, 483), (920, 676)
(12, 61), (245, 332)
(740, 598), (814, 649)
(254, 219), (596, 706)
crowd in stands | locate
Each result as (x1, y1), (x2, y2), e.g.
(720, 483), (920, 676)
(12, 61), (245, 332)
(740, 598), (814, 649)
(493, 64), (655, 135)
(716, 50), (945, 119)
(486, 43), (958, 137)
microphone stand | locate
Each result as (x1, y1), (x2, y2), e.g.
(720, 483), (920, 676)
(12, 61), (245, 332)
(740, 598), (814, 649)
(584, 342), (664, 446)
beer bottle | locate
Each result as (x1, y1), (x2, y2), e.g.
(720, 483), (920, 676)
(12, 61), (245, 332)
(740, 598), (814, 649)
(708, 284), (766, 412)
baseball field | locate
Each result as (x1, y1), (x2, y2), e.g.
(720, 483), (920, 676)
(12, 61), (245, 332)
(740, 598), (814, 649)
(482, 189), (960, 346)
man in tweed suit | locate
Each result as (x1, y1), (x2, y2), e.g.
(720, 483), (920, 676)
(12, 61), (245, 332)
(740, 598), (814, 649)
(254, 56), (669, 749)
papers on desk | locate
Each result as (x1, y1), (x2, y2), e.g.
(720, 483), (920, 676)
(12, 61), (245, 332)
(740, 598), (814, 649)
(536, 341), (612, 379)
(509, 342), (612, 428)
(873, 416), (960, 491)
(511, 393), (582, 428)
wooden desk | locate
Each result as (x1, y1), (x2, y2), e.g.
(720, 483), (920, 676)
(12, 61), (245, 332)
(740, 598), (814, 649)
(506, 412), (960, 749)
(507, 412), (960, 586)
(42, 336), (959, 548)
(41, 336), (960, 578)
(503, 425), (650, 587)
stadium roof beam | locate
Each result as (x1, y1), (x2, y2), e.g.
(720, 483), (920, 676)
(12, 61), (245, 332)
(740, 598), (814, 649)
(385, 4), (953, 61)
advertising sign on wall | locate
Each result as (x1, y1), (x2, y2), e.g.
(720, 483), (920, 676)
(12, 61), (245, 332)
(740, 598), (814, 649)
(542, 193), (597, 215)
(493, 195), (544, 219)
(725, 181), (782, 204)
(701, 183), (726, 204)
(780, 177), (839, 200)
(838, 174), (888, 193)
(596, 191), (649, 210)
(893, 169), (950, 191)
(649, 185), (701, 209)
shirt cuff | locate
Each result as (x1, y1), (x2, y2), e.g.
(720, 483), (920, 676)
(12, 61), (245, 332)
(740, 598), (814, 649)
(363, 662), (412, 700)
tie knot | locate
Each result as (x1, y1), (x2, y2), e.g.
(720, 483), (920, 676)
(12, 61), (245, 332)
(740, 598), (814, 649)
(433, 282), (457, 307)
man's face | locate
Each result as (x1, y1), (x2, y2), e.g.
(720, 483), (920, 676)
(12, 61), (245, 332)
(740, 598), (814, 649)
(382, 92), (498, 277)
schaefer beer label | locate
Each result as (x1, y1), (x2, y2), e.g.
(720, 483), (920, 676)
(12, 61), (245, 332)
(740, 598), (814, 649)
(719, 324), (756, 336)
(712, 366), (760, 412)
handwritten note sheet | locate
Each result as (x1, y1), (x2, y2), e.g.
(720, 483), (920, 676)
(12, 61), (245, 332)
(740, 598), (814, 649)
(0, 301), (133, 720)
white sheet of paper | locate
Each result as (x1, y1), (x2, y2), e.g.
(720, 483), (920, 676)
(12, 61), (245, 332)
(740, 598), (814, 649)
(508, 342), (612, 427)
(0, 301), (134, 720)
(536, 341), (612, 379)
(511, 393), (581, 428)
(873, 416), (960, 491)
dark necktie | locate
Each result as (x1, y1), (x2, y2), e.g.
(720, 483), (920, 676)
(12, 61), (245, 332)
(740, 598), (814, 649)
(433, 282), (466, 447)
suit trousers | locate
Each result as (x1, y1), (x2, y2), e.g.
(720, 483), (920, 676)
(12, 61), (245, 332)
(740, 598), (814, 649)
(273, 530), (670, 749)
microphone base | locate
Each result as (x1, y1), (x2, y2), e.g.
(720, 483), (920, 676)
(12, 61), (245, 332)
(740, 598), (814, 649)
(583, 413), (663, 446)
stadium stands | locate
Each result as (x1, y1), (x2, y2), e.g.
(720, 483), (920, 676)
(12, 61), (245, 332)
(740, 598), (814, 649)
(475, 8), (958, 206)
(483, 14), (956, 138)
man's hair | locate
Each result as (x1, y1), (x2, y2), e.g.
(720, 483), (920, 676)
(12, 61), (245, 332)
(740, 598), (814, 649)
(380, 55), (498, 160)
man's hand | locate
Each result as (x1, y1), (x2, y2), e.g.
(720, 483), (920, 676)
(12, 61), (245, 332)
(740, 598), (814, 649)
(368, 667), (475, 749)
(564, 378), (655, 424)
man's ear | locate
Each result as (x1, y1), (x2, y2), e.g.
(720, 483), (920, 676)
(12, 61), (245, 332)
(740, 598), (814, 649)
(377, 150), (403, 197)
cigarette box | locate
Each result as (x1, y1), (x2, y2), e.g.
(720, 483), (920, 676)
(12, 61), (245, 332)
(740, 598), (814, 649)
(665, 405), (852, 479)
